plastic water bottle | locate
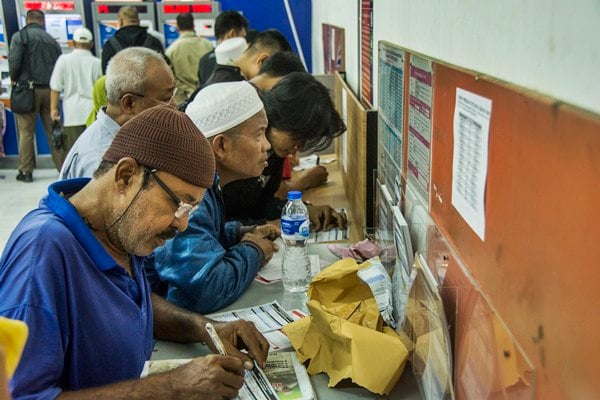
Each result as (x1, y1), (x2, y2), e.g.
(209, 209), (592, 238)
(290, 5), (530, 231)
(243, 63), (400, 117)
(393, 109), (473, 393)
(281, 191), (311, 292)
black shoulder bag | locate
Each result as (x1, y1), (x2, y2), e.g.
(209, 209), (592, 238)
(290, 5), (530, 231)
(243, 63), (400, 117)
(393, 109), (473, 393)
(10, 28), (35, 114)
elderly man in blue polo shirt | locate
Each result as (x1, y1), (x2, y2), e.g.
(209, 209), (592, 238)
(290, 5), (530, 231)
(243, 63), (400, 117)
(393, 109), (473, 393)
(0, 105), (268, 399)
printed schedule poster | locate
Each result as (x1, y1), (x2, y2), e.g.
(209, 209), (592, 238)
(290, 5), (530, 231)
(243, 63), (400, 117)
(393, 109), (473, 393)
(451, 88), (492, 241)
(378, 42), (405, 137)
(407, 55), (433, 204)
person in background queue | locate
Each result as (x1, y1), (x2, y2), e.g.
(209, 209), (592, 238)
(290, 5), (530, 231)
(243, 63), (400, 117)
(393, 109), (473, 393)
(197, 10), (248, 87)
(180, 29), (292, 112)
(50, 28), (102, 154)
(101, 6), (164, 73)
(166, 13), (213, 105)
(8, 10), (63, 181)
(204, 29), (291, 87)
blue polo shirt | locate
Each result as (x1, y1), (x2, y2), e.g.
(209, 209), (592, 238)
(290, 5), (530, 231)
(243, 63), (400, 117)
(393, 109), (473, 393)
(0, 179), (154, 399)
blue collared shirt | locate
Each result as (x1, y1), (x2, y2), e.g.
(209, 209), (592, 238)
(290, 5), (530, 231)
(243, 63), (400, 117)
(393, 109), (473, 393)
(58, 107), (120, 180)
(0, 179), (154, 399)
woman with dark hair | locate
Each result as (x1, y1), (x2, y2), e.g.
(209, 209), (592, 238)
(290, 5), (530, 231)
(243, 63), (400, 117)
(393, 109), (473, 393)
(222, 72), (348, 231)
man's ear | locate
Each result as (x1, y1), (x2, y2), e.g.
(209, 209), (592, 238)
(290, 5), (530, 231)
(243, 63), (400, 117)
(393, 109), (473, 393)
(256, 52), (270, 68)
(210, 134), (229, 160)
(113, 157), (142, 192)
(223, 28), (237, 40)
(119, 93), (138, 116)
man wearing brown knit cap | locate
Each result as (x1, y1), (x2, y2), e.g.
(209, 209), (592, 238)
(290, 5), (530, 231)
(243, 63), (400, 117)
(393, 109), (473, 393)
(0, 105), (268, 399)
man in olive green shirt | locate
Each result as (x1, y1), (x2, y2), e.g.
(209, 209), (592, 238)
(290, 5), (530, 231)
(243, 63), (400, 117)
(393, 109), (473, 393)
(166, 13), (213, 105)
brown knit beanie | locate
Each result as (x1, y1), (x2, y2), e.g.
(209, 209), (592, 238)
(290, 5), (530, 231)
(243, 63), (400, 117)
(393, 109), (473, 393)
(102, 105), (215, 188)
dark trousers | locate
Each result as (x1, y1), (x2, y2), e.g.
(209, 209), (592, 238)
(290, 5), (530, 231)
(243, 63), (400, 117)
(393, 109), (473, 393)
(14, 88), (65, 172)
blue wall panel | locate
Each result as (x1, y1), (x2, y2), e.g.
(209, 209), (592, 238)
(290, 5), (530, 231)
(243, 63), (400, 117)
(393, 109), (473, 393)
(220, 0), (311, 72)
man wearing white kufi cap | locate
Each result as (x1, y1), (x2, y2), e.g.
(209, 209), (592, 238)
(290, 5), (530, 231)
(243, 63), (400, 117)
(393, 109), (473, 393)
(145, 81), (280, 314)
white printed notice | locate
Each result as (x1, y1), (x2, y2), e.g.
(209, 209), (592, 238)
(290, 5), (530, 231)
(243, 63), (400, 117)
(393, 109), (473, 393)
(407, 55), (433, 205)
(451, 88), (492, 241)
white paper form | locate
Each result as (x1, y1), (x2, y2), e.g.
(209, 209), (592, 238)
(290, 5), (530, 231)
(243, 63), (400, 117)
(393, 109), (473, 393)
(407, 56), (433, 205)
(391, 205), (413, 275)
(377, 44), (405, 198)
(451, 89), (492, 241)
(208, 301), (293, 333)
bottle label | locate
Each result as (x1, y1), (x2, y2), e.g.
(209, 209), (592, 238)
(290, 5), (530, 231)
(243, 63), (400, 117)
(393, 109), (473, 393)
(281, 217), (310, 240)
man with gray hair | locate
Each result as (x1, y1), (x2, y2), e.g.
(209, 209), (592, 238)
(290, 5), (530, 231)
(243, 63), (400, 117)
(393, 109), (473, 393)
(59, 46), (176, 180)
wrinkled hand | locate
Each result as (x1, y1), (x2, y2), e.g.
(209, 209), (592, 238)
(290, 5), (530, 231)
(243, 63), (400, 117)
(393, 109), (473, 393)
(253, 224), (281, 241)
(298, 165), (328, 190)
(170, 354), (244, 399)
(209, 319), (270, 370)
(241, 232), (277, 265)
(307, 205), (348, 231)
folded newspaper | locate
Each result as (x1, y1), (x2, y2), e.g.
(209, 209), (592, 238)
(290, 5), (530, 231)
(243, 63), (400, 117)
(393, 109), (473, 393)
(142, 351), (314, 400)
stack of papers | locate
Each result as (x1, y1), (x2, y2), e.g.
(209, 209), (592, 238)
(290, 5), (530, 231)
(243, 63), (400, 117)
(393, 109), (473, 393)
(208, 302), (302, 352)
(264, 351), (315, 400)
(143, 351), (314, 400)
(307, 226), (349, 243)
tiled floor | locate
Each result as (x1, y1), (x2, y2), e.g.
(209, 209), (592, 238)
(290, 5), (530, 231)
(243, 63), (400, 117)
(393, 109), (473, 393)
(0, 169), (59, 252)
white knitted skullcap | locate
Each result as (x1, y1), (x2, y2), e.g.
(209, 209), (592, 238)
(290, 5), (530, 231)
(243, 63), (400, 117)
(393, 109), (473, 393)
(185, 81), (264, 138)
(215, 37), (248, 65)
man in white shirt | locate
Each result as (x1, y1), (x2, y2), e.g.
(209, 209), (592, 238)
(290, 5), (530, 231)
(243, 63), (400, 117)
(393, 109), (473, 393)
(59, 47), (176, 180)
(166, 13), (213, 105)
(50, 28), (102, 153)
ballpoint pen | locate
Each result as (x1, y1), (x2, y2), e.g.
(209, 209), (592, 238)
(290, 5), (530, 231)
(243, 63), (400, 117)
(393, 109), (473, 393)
(206, 323), (257, 370)
(205, 323), (227, 356)
(206, 325), (277, 399)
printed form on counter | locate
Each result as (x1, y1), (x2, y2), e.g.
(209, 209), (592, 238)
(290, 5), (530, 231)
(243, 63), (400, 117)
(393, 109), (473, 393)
(207, 301), (298, 352)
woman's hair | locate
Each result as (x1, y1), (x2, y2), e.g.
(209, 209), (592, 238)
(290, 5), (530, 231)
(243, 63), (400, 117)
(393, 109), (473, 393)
(263, 72), (346, 152)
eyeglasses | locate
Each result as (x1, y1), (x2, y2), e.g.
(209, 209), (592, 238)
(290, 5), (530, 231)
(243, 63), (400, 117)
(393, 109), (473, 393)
(148, 168), (198, 218)
(125, 87), (178, 106)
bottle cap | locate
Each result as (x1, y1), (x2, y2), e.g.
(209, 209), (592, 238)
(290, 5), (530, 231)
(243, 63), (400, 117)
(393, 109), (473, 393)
(287, 191), (302, 200)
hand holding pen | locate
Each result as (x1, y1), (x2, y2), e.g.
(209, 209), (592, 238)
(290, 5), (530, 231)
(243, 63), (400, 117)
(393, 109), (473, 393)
(206, 323), (278, 400)
(204, 320), (270, 370)
(206, 323), (228, 356)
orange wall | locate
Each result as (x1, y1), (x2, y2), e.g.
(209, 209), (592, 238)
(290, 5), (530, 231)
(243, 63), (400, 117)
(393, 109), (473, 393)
(429, 64), (600, 399)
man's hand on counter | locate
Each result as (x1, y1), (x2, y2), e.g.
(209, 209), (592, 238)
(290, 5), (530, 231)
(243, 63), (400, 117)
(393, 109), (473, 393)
(307, 204), (348, 231)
